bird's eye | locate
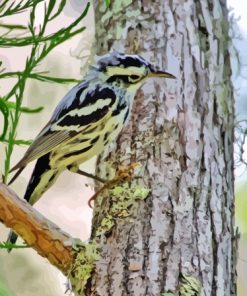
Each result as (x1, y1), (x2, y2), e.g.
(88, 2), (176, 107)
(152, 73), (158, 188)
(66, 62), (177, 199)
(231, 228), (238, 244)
(130, 75), (140, 80)
(128, 74), (141, 83)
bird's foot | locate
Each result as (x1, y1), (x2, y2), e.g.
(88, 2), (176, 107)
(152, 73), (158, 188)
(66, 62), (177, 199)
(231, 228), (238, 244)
(88, 162), (140, 208)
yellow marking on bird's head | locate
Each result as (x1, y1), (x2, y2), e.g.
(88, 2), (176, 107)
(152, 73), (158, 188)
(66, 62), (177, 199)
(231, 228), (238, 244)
(96, 53), (175, 92)
(100, 65), (149, 92)
(106, 65), (147, 78)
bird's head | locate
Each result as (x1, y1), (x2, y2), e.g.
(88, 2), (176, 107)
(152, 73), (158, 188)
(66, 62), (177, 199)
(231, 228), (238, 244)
(92, 52), (175, 92)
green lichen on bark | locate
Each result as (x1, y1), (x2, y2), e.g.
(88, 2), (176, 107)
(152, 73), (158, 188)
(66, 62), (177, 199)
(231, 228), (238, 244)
(68, 241), (100, 296)
(179, 274), (201, 296)
(162, 274), (201, 296)
(95, 183), (150, 236)
(67, 180), (150, 295)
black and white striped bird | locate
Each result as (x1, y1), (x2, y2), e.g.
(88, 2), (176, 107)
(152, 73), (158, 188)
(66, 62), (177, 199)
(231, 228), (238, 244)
(7, 52), (175, 246)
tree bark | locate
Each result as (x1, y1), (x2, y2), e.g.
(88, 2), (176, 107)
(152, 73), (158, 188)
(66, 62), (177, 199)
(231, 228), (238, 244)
(90, 1), (237, 295)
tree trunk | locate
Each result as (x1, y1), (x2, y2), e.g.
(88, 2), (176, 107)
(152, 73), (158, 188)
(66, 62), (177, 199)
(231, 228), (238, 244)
(90, 1), (237, 295)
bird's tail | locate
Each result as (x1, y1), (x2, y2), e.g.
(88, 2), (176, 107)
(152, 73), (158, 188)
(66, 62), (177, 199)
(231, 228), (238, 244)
(7, 153), (60, 252)
(8, 166), (25, 185)
(23, 153), (59, 205)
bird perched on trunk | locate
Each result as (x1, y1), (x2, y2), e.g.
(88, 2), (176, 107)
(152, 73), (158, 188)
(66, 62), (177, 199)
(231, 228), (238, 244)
(6, 52), (175, 247)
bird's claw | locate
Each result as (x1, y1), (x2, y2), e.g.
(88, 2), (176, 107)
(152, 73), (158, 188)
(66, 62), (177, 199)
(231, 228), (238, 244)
(88, 162), (141, 208)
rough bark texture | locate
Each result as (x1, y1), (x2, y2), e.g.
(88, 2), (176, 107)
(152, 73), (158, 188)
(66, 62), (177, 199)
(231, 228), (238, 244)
(90, 1), (236, 295)
(0, 183), (74, 273)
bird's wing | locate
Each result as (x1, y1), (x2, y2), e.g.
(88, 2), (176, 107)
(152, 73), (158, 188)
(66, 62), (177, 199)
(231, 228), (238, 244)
(10, 82), (117, 173)
(9, 128), (76, 172)
(8, 128), (76, 185)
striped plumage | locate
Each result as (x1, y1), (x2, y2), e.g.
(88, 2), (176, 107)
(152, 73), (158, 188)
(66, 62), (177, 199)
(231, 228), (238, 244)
(7, 52), (175, 247)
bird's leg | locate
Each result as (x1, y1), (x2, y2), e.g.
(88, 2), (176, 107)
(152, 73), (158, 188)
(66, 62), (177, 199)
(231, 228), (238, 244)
(88, 162), (140, 208)
(75, 169), (107, 183)
(67, 165), (106, 183)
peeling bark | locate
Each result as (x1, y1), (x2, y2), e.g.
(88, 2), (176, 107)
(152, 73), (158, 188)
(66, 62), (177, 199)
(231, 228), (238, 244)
(90, 0), (237, 295)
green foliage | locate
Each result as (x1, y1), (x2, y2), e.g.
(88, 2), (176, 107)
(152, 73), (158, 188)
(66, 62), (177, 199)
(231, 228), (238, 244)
(0, 99), (9, 141)
(0, 71), (81, 84)
(0, 241), (29, 250)
(3, 139), (33, 146)
(0, 278), (14, 296)
(0, 0), (90, 183)
(104, 0), (111, 8)
(4, 101), (44, 113)
(0, 0), (43, 17)
(0, 23), (28, 30)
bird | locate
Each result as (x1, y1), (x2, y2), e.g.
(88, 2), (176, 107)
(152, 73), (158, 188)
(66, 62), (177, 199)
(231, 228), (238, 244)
(6, 51), (175, 248)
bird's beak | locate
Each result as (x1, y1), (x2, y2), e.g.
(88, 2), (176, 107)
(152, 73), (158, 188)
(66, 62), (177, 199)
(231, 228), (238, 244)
(148, 66), (176, 79)
(149, 71), (176, 79)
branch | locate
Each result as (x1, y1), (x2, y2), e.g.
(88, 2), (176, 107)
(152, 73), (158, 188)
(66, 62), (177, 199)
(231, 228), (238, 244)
(0, 183), (74, 274)
(0, 183), (101, 294)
